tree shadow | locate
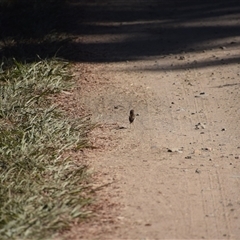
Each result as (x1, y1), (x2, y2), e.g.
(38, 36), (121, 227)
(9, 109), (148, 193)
(0, 0), (240, 70)
(0, 0), (69, 63)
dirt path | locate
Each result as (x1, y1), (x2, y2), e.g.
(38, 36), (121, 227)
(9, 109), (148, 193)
(63, 0), (240, 239)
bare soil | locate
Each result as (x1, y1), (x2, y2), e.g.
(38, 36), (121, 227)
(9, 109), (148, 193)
(60, 0), (240, 239)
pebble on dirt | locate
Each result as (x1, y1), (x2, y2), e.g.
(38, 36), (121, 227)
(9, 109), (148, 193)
(195, 168), (201, 174)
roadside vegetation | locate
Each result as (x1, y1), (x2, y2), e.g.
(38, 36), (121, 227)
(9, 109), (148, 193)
(0, 1), (94, 239)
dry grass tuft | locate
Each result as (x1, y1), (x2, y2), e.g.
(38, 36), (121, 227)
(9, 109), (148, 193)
(0, 58), (93, 239)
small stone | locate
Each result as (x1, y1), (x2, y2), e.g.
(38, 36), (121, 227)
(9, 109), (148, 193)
(145, 223), (152, 226)
(167, 147), (183, 153)
(195, 122), (205, 129)
(179, 56), (185, 60)
(200, 92), (205, 95)
(202, 147), (211, 151)
(195, 168), (201, 173)
(221, 128), (226, 131)
(185, 156), (192, 159)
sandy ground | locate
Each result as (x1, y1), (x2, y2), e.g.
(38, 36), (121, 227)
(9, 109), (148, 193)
(61, 0), (240, 239)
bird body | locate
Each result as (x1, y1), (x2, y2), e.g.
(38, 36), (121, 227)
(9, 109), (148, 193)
(129, 109), (135, 124)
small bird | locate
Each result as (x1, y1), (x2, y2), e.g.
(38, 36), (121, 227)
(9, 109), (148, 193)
(129, 109), (139, 125)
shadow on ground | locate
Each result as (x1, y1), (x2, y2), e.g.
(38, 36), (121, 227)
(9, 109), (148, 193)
(1, 0), (239, 69)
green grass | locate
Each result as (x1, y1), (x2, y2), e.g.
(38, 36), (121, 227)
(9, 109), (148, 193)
(0, 58), (93, 239)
